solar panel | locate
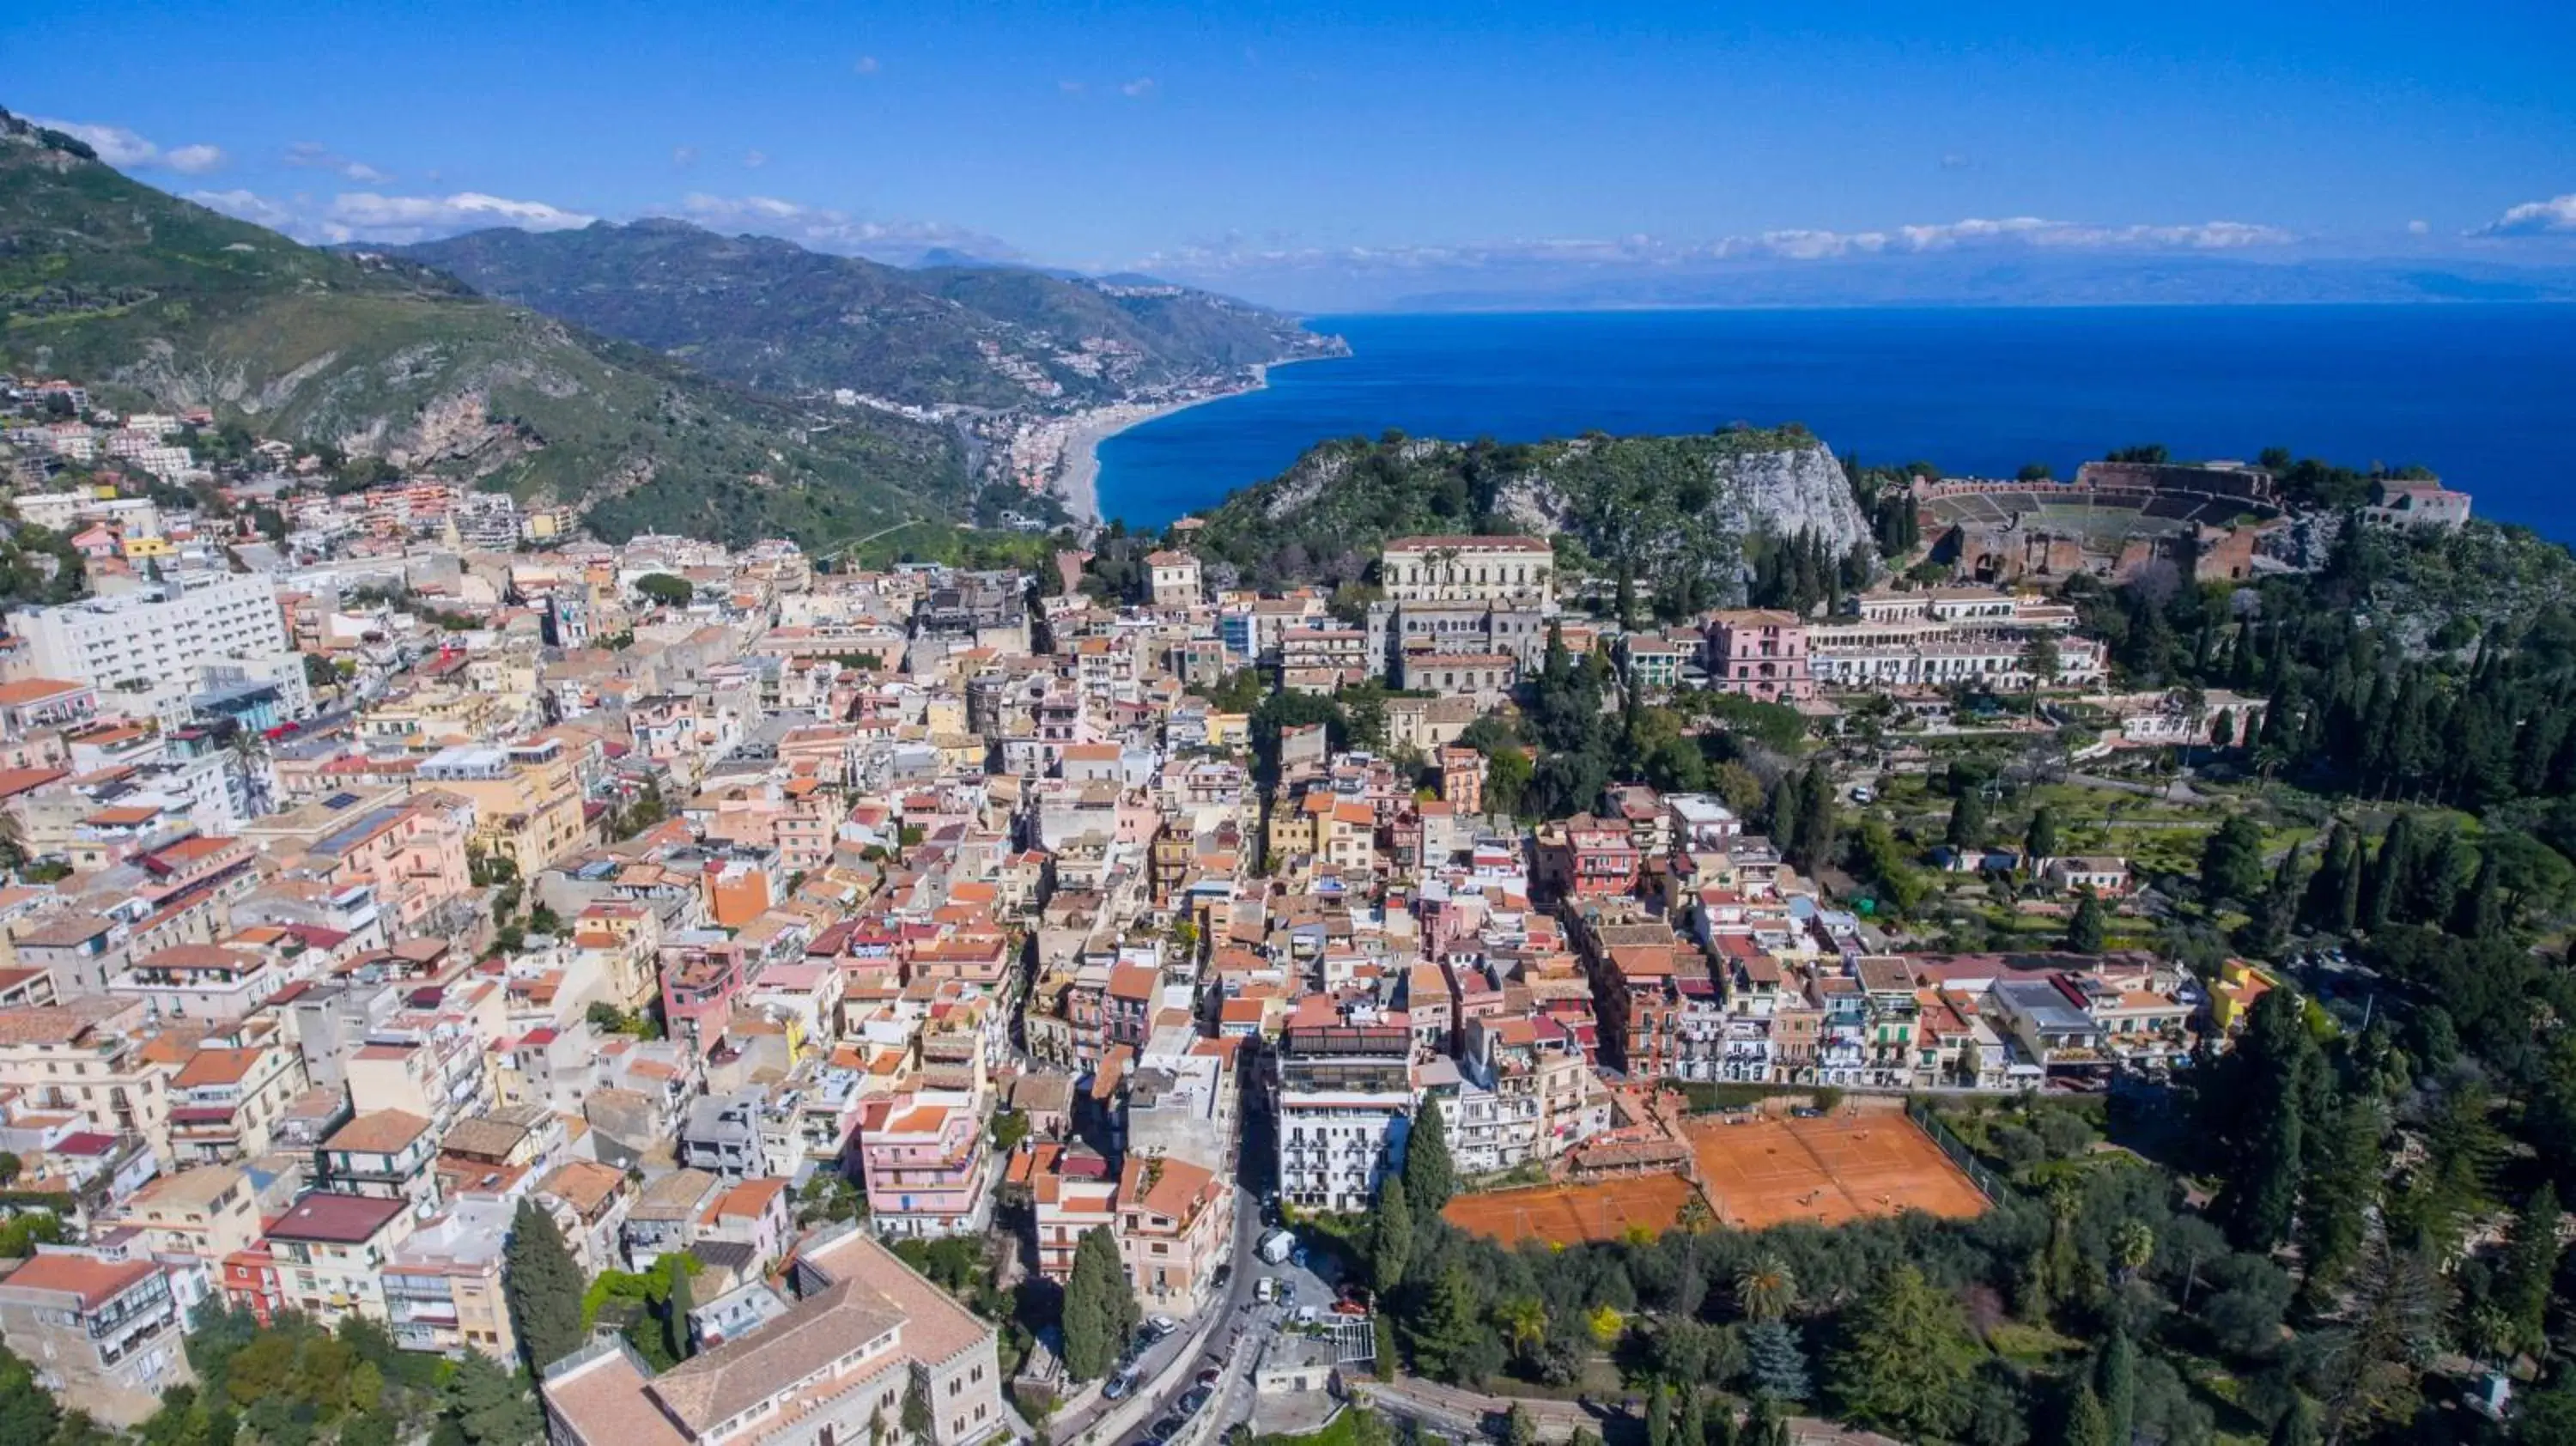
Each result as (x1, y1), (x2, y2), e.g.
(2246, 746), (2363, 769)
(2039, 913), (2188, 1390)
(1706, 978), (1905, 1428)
(324, 792), (362, 811)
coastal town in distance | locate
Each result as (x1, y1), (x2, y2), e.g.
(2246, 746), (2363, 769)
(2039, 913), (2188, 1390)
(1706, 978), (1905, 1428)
(3, 39), (2576, 1446)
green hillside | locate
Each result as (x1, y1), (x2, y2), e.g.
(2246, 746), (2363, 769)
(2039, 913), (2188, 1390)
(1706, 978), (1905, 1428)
(0, 107), (965, 546)
(1193, 428), (1876, 605)
(396, 221), (1340, 408)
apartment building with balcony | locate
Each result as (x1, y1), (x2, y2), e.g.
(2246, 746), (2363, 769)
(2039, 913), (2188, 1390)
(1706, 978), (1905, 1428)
(317, 1108), (440, 1207)
(0, 999), (173, 1161)
(856, 1089), (990, 1239)
(261, 1191), (417, 1328)
(1115, 1152), (1231, 1312)
(0, 1249), (191, 1425)
(166, 1041), (308, 1163)
(382, 1198), (517, 1362)
(1275, 1022), (1413, 1212)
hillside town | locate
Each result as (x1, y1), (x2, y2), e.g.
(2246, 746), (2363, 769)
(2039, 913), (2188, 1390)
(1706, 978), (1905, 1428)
(0, 374), (2560, 1446)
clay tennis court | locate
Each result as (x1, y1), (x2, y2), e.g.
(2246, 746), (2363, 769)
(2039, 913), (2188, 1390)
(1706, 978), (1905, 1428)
(1442, 1171), (1701, 1247)
(1686, 1113), (1988, 1229)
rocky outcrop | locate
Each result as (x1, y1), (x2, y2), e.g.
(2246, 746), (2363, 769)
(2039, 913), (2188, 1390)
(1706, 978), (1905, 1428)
(1200, 428), (1878, 597)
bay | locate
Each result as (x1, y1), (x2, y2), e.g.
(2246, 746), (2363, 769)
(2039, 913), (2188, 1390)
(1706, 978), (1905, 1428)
(1094, 306), (2576, 538)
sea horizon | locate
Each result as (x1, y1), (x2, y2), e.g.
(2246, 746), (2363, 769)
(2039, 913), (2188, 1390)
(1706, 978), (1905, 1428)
(1094, 302), (2576, 541)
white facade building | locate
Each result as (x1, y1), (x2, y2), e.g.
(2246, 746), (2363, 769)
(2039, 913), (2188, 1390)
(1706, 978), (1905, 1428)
(11, 576), (290, 696)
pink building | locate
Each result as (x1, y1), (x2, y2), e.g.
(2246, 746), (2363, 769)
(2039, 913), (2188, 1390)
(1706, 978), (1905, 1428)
(1704, 610), (1815, 702)
(857, 1091), (991, 1238)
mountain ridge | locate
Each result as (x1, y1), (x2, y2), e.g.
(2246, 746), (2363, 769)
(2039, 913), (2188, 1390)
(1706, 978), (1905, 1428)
(0, 106), (966, 547)
(391, 220), (1344, 411)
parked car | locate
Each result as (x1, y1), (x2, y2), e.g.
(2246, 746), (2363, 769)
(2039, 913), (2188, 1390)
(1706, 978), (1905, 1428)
(1196, 1368), (1223, 1388)
(1181, 1385), (1216, 1415)
(1105, 1366), (1141, 1400)
(1212, 1263), (1233, 1290)
(1151, 1415), (1186, 1439)
(1147, 1315), (1181, 1340)
(1255, 1278), (1277, 1304)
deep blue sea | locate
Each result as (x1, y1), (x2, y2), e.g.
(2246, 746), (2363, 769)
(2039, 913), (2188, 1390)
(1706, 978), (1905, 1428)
(1095, 306), (2576, 538)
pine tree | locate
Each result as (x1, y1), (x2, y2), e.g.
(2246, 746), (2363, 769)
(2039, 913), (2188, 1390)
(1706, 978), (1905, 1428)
(2211, 989), (2322, 1250)
(503, 1196), (587, 1375)
(1826, 1265), (1975, 1442)
(1739, 1319), (1810, 1400)
(2495, 1182), (2564, 1357)
(1062, 1225), (1136, 1380)
(1401, 1105), (1455, 1213)
(1370, 1176), (1414, 1295)
(2268, 1395), (2319, 1446)
(2296, 1093), (2386, 1293)
(1647, 1386), (1675, 1446)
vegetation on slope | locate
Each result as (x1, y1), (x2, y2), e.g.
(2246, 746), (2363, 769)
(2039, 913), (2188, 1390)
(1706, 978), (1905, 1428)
(396, 220), (1337, 408)
(1191, 425), (1869, 613)
(0, 107), (964, 546)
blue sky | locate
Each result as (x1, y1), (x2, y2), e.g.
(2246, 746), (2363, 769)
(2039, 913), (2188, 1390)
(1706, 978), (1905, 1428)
(12, 0), (2575, 302)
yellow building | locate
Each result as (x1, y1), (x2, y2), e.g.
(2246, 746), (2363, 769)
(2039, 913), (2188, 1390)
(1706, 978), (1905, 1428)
(414, 738), (587, 871)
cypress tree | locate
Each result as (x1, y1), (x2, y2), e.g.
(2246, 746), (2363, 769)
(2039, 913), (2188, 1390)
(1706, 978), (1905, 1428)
(2412, 828), (2466, 927)
(1063, 1224), (1137, 1380)
(1402, 1104), (1456, 1213)
(1370, 1176), (1414, 1295)
(663, 1254), (696, 1362)
(2097, 1332), (2136, 1446)
(2025, 805), (2061, 862)
(504, 1196), (587, 1376)
(2364, 814), (2415, 930)
(2065, 889), (2108, 954)
(2451, 848), (2504, 939)
(1945, 789), (1987, 850)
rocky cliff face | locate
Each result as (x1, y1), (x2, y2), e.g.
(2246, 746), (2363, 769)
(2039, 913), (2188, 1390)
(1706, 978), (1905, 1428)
(1200, 428), (1876, 597)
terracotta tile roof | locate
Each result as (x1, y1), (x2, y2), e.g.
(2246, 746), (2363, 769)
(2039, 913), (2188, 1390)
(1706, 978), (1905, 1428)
(0, 1252), (155, 1308)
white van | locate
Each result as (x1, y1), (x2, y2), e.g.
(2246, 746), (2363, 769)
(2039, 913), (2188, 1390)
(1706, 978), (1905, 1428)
(1255, 1229), (1296, 1265)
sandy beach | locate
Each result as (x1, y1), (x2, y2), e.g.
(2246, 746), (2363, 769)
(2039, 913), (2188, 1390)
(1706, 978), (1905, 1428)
(1050, 358), (1329, 523)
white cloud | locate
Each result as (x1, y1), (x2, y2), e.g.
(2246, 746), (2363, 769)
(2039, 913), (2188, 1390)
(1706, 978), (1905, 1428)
(2408, 219), (2431, 235)
(284, 141), (391, 184)
(671, 145), (699, 168)
(854, 55), (880, 76)
(186, 187), (596, 245)
(189, 188), (298, 229)
(2472, 194), (2576, 237)
(743, 149), (770, 169)
(672, 193), (1021, 264)
(1136, 214), (2299, 276)
(162, 143), (227, 175)
(31, 116), (226, 173)
(323, 191), (597, 243)
(1121, 77), (1157, 98)
(1059, 80), (1087, 95)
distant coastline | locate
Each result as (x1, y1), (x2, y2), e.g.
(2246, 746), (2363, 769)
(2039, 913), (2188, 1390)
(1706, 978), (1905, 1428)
(1084, 305), (2576, 538)
(1051, 355), (1340, 524)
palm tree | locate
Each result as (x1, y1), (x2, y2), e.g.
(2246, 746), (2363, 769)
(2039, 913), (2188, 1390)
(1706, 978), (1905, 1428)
(1735, 1256), (1795, 1323)
(1496, 1296), (1547, 1357)
(2113, 1220), (2156, 1283)
(1676, 1194), (1715, 1235)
